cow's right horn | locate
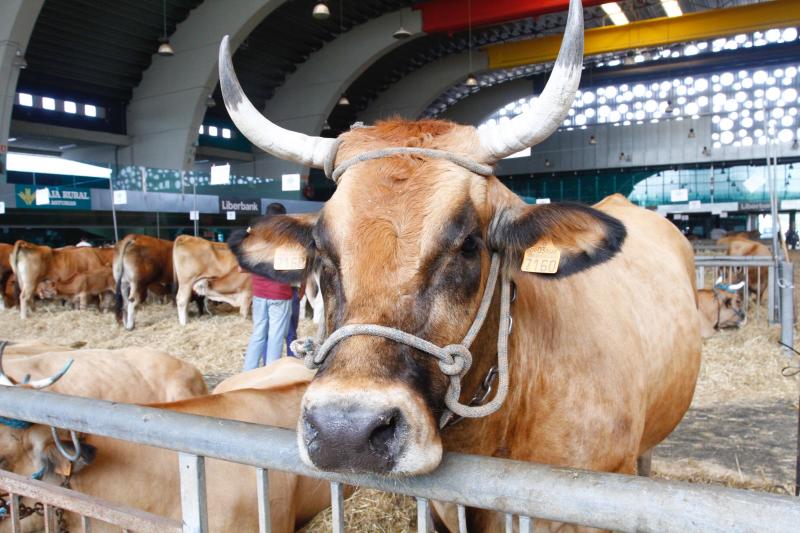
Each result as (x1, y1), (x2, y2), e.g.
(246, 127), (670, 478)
(218, 36), (337, 170)
(0, 342), (16, 386)
(477, 0), (584, 163)
(29, 359), (74, 389)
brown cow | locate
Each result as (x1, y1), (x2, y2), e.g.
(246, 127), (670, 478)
(0, 243), (13, 309)
(219, 1), (701, 528)
(113, 234), (174, 330)
(724, 237), (771, 302)
(173, 234), (251, 325)
(697, 278), (746, 338)
(2, 272), (15, 309)
(10, 241), (106, 319)
(0, 359), (329, 533)
(36, 268), (115, 311)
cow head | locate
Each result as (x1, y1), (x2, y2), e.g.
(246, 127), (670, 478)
(36, 279), (57, 300)
(0, 344), (92, 482)
(713, 277), (746, 328)
(222, 0), (624, 475)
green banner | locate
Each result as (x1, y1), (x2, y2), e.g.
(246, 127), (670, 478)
(15, 185), (92, 210)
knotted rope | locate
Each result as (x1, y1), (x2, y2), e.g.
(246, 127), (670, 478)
(291, 254), (512, 425)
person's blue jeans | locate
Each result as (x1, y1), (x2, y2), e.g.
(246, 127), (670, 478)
(243, 297), (292, 370)
(286, 288), (301, 357)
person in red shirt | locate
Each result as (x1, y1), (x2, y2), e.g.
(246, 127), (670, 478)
(242, 203), (293, 370)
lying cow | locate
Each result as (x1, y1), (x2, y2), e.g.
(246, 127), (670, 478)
(724, 237), (770, 302)
(35, 269), (115, 311)
(0, 358), (329, 533)
(11, 241), (107, 319)
(114, 234), (174, 330)
(219, 0), (702, 528)
(697, 277), (745, 338)
(172, 234), (251, 325)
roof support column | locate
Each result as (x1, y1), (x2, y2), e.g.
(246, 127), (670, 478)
(0, 0), (43, 183)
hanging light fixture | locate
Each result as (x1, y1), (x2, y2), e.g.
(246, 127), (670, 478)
(206, 94), (216, 108)
(465, 0), (478, 88)
(337, 94), (350, 106)
(465, 73), (478, 87)
(13, 50), (27, 69)
(312, 1), (330, 20)
(589, 135), (597, 145)
(688, 128), (696, 139)
(157, 0), (174, 56)
(393, 26), (411, 39)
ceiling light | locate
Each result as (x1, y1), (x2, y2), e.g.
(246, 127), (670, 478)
(393, 26), (411, 39)
(601, 3), (629, 26)
(337, 95), (350, 106)
(589, 135), (597, 145)
(688, 128), (695, 139)
(7, 138), (17, 143)
(544, 158), (552, 167)
(158, 0), (174, 57)
(465, 73), (479, 87)
(205, 94), (216, 108)
(312, 2), (330, 20)
(661, 0), (682, 18)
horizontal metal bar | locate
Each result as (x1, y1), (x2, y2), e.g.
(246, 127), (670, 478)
(695, 256), (775, 266)
(0, 470), (181, 533)
(0, 388), (799, 533)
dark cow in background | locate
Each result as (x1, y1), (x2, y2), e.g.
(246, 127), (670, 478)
(219, 0), (702, 529)
(114, 234), (174, 330)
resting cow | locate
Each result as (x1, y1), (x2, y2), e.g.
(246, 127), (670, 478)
(0, 357), (329, 533)
(219, 0), (702, 529)
(172, 234), (251, 325)
(113, 234), (174, 330)
(723, 237), (770, 302)
(697, 278), (745, 338)
(36, 269), (115, 311)
(10, 241), (107, 319)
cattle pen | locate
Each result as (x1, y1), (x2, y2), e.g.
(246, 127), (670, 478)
(0, 387), (798, 533)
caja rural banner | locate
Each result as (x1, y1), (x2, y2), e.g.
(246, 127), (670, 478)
(15, 186), (92, 210)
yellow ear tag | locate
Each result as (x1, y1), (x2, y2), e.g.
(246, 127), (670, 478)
(273, 246), (306, 271)
(54, 458), (73, 477)
(521, 239), (561, 274)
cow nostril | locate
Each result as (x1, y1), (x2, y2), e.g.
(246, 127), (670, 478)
(369, 413), (398, 453)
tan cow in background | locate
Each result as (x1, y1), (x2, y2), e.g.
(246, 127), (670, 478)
(10, 241), (107, 318)
(0, 243), (14, 309)
(0, 358), (329, 533)
(36, 269), (115, 310)
(173, 234), (251, 325)
(113, 234), (174, 330)
(722, 237), (771, 302)
(697, 278), (746, 338)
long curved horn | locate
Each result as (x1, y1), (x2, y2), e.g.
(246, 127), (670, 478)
(29, 359), (73, 389)
(0, 342), (17, 387)
(714, 275), (723, 287)
(478, 0), (584, 163)
(727, 281), (745, 291)
(218, 35), (337, 169)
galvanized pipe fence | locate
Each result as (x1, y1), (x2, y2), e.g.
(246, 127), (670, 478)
(0, 388), (799, 533)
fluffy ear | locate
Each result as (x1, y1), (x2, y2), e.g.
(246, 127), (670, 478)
(227, 213), (316, 285)
(488, 202), (627, 278)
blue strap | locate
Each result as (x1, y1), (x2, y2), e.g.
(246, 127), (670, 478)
(30, 466), (45, 480)
(0, 416), (32, 430)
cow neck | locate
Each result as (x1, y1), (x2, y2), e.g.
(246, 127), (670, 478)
(293, 253), (513, 427)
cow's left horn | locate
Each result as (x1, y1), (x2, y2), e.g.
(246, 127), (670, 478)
(29, 359), (74, 389)
(728, 281), (745, 291)
(477, 0), (584, 163)
(0, 342), (17, 386)
(218, 35), (337, 169)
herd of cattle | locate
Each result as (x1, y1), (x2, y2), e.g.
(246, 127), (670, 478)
(0, 233), (324, 329)
(0, 228), (766, 340)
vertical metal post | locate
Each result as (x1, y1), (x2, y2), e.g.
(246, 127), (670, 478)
(330, 481), (344, 533)
(416, 497), (432, 533)
(192, 182), (199, 237)
(9, 494), (20, 533)
(696, 266), (704, 289)
(156, 210), (161, 239)
(178, 452), (208, 533)
(256, 467), (271, 533)
(519, 515), (534, 533)
(43, 504), (56, 533)
(457, 504), (468, 533)
(780, 261), (794, 354)
(768, 264), (777, 324)
(81, 515), (92, 533)
(111, 148), (120, 243)
(504, 513), (514, 533)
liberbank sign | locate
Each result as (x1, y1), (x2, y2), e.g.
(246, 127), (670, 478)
(219, 198), (260, 215)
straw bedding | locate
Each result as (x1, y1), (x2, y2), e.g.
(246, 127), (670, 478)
(0, 293), (797, 530)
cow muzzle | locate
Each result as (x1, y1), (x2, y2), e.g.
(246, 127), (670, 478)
(298, 384), (442, 475)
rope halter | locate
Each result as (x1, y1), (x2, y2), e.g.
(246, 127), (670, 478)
(292, 253), (512, 428)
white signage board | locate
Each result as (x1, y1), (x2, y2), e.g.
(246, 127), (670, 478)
(782, 199), (800, 210)
(688, 200), (701, 209)
(670, 188), (688, 202)
(35, 188), (50, 205)
(210, 164), (231, 185)
(189, 210), (199, 221)
(0, 202), (5, 214)
(281, 173), (301, 191)
(226, 211), (236, 220)
(113, 190), (128, 205)
(535, 198), (551, 205)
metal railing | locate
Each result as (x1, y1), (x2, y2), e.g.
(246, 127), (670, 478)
(0, 388), (799, 533)
(695, 255), (779, 321)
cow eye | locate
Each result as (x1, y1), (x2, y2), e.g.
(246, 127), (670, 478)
(460, 235), (479, 256)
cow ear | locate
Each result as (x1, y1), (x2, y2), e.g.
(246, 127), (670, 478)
(227, 213), (316, 285)
(488, 202), (626, 278)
